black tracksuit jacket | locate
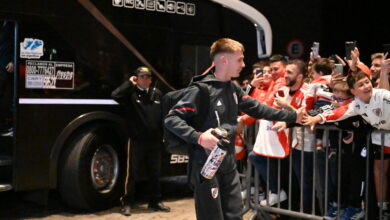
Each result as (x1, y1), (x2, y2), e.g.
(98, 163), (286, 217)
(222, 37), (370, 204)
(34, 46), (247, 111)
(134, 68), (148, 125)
(164, 72), (297, 174)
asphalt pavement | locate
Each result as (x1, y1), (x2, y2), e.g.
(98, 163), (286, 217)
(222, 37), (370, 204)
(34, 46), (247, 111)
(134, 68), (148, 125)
(0, 176), (194, 220)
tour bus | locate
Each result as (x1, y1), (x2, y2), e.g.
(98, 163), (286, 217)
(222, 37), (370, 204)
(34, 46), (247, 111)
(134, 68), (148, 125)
(0, 0), (272, 210)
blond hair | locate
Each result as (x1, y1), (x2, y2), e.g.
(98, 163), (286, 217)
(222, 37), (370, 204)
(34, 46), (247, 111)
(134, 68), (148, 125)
(332, 81), (353, 97)
(210, 38), (244, 59)
(371, 53), (384, 61)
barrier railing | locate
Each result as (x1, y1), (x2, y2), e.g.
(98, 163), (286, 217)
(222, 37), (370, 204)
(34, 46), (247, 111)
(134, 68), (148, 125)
(241, 124), (389, 220)
(374, 129), (389, 220)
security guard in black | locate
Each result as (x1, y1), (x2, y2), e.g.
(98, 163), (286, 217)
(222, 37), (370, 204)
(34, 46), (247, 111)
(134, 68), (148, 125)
(111, 66), (169, 214)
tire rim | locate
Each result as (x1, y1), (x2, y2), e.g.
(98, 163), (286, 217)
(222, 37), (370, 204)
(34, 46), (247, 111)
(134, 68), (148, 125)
(90, 144), (119, 193)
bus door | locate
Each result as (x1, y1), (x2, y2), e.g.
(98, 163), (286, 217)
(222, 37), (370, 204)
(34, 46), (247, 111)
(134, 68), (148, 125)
(0, 19), (16, 192)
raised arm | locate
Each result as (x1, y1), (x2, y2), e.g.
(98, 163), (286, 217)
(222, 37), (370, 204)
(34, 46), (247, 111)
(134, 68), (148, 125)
(379, 58), (390, 90)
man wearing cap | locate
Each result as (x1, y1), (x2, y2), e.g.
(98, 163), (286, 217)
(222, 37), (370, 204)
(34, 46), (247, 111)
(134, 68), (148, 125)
(112, 66), (170, 215)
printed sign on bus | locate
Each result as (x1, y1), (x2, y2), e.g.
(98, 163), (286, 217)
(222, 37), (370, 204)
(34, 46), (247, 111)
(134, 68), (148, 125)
(20, 38), (44, 59)
(114, 0), (195, 16)
(25, 60), (75, 90)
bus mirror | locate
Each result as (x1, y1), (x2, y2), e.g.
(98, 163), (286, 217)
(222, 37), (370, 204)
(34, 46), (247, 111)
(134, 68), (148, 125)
(211, 0), (273, 58)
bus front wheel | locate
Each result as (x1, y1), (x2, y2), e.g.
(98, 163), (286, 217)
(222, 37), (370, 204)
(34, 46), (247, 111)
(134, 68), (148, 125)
(58, 125), (126, 210)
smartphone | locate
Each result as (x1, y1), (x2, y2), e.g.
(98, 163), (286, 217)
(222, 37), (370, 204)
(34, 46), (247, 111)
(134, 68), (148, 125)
(277, 90), (285, 97)
(345, 41), (357, 60)
(312, 42), (320, 59)
(383, 43), (390, 55)
(334, 63), (344, 75)
(255, 69), (263, 75)
(329, 54), (337, 62)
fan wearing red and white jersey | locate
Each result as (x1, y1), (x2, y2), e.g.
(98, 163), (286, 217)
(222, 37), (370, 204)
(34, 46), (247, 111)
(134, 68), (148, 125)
(240, 65), (274, 126)
(303, 70), (390, 213)
(304, 58), (333, 149)
(247, 59), (309, 209)
(253, 80), (308, 158)
(305, 58), (333, 111)
(307, 72), (390, 147)
(264, 54), (288, 106)
(273, 59), (315, 213)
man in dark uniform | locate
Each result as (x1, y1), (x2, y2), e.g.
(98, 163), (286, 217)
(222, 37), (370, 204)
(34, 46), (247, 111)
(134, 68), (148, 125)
(164, 38), (305, 220)
(111, 66), (170, 215)
(0, 20), (14, 136)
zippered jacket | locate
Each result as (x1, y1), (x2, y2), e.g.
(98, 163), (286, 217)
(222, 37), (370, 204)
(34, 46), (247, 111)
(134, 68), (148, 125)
(164, 71), (297, 172)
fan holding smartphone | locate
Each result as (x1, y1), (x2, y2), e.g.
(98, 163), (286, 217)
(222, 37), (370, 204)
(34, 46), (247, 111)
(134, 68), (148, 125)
(383, 43), (390, 56)
(277, 90), (285, 97)
(345, 41), (357, 60)
(334, 63), (344, 76)
(343, 41), (367, 73)
(311, 42), (320, 61)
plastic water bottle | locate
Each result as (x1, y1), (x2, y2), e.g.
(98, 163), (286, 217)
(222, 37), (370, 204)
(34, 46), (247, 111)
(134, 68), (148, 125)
(200, 127), (228, 179)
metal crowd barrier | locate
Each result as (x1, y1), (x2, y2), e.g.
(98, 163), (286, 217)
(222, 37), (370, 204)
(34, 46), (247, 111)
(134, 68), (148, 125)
(240, 124), (390, 220)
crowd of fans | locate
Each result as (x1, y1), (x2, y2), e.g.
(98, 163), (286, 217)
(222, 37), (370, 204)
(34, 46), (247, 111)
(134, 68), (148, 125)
(235, 45), (390, 220)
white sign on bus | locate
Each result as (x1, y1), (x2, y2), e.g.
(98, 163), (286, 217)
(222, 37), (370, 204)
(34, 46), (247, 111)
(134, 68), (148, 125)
(113, 0), (196, 16)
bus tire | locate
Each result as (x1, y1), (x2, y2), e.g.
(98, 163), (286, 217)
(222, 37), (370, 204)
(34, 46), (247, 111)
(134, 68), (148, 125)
(58, 124), (125, 210)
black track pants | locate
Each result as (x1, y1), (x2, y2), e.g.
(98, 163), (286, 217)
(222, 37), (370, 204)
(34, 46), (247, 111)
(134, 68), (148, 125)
(194, 169), (243, 220)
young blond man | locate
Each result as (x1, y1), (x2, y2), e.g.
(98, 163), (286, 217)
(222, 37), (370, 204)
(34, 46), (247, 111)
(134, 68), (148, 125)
(165, 38), (304, 220)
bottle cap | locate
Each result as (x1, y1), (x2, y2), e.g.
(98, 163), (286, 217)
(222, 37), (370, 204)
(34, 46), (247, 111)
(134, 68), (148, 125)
(213, 127), (228, 139)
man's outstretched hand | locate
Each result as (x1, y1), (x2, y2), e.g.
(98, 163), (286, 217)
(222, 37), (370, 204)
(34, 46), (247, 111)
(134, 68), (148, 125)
(295, 107), (306, 124)
(303, 114), (323, 131)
